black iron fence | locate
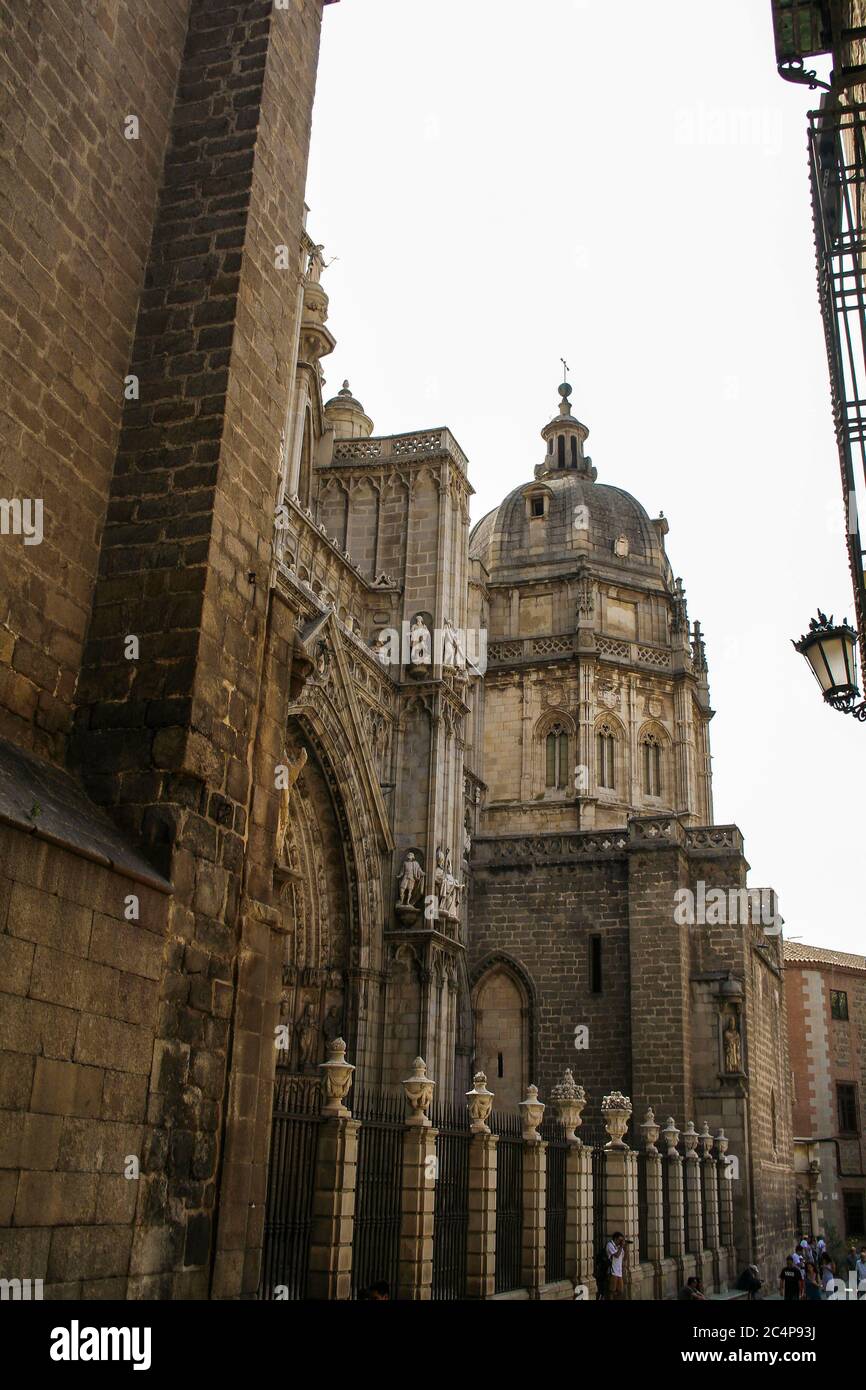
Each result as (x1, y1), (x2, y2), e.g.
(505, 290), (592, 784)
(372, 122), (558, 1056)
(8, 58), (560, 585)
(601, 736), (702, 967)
(635, 1148), (649, 1263)
(540, 1115), (567, 1282)
(430, 1097), (470, 1300)
(683, 1165), (693, 1253)
(351, 1084), (405, 1298)
(661, 1154), (673, 1258)
(591, 1144), (606, 1293)
(259, 1071), (322, 1300)
(491, 1108), (523, 1293)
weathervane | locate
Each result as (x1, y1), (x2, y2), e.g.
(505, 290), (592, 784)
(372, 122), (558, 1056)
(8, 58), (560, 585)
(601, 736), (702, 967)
(560, 357), (570, 382)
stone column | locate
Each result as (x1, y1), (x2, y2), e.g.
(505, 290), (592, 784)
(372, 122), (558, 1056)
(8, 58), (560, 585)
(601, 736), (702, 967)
(640, 1108), (665, 1269)
(466, 1072), (497, 1299)
(398, 1058), (437, 1301)
(308, 1040), (358, 1301)
(682, 1120), (704, 1261)
(519, 1085), (546, 1296)
(662, 1118), (685, 1263)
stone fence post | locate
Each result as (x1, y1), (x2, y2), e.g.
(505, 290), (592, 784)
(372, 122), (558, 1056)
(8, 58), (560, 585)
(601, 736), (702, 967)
(308, 1039), (357, 1301)
(398, 1058), (437, 1301)
(466, 1072), (497, 1299)
(551, 1069), (594, 1294)
(601, 1091), (638, 1295)
(520, 1084), (546, 1296)
(662, 1117), (685, 1264)
(682, 1120), (704, 1269)
(640, 1108), (665, 1274)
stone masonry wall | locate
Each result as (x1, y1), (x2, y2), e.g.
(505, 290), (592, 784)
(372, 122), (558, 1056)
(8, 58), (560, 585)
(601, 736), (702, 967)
(0, 0), (192, 762)
(0, 827), (170, 1297)
(468, 851), (632, 1126)
(59, 0), (325, 1296)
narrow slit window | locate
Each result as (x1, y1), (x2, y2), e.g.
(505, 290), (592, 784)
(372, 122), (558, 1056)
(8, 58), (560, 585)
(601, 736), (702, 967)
(589, 936), (602, 994)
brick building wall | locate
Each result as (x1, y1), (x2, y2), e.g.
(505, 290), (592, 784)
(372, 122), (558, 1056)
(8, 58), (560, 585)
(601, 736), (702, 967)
(784, 944), (866, 1247)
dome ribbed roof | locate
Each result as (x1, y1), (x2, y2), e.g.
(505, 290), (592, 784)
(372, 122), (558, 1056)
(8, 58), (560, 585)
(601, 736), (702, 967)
(471, 470), (668, 580)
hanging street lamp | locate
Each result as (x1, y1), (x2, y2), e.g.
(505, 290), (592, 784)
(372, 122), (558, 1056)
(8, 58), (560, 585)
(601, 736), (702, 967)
(793, 610), (866, 719)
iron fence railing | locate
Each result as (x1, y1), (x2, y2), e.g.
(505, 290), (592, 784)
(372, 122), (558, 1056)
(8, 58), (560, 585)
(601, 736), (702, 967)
(540, 1115), (568, 1282)
(661, 1153), (673, 1258)
(636, 1148), (649, 1263)
(430, 1097), (470, 1300)
(491, 1108), (523, 1293)
(809, 99), (866, 647)
(258, 1071), (322, 1300)
(351, 1084), (405, 1298)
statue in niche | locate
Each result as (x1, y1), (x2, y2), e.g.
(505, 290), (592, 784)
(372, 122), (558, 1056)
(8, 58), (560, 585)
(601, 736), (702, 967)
(398, 851), (424, 906)
(314, 639), (331, 678)
(463, 808), (472, 861)
(442, 618), (465, 669)
(322, 1002), (343, 1048)
(276, 745), (307, 861)
(410, 614), (431, 667)
(439, 848), (462, 919)
(723, 1013), (742, 1073)
(295, 1001), (318, 1071)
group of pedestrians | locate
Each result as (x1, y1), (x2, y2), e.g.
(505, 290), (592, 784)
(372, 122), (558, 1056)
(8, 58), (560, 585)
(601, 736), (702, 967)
(779, 1235), (866, 1299)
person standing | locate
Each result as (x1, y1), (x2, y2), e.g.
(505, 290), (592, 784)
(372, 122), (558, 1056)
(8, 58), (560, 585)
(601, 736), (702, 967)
(855, 1247), (866, 1300)
(779, 1255), (804, 1301)
(820, 1256), (836, 1297)
(605, 1232), (628, 1300)
(803, 1262), (823, 1301)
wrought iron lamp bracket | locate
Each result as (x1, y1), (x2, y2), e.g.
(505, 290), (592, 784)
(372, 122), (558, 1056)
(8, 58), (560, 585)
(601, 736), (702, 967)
(827, 691), (866, 720)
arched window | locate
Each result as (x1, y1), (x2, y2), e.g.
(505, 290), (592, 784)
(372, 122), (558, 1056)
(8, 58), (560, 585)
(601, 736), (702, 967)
(570, 435), (577, 467)
(545, 723), (568, 789)
(557, 435), (565, 468)
(641, 732), (662, 797)
(596, 721), (616, 790)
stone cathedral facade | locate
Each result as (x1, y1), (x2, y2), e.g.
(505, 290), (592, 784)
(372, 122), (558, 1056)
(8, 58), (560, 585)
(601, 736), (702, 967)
(0, 0), (793, 1299)
(276, 262), (796, 1276)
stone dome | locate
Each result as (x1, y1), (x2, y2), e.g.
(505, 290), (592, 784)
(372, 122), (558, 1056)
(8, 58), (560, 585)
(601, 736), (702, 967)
(471, 471), (669, 579)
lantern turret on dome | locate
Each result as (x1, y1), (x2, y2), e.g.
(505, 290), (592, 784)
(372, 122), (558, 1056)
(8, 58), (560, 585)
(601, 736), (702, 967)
(536, 380), (596, 481)
(324, 379), (375, 440)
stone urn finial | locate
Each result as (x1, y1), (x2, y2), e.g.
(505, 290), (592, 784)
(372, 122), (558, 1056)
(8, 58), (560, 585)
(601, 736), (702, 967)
(318, 1037), (355, 1117)
(550, 1068), (587, 1145)
(640, 1106), (660, 1154)
(681, 1119), (699, 1160)
(714, 1128), (729, 1160)
(466, 1071), (494, 1133)
(601, 1090), (632, 1150)
(519, 1083), (545, 1143)
(698, 1120), (714, 1158)
(662, 1117), (680, 1157)
(402, 1056), (436, 1126)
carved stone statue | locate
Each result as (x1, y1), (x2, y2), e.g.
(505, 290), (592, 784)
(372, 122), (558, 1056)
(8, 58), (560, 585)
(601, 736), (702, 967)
(442, 618), (464, 669)
(723, 1014), (741, 1073)
(295, 1001), (317, 1071)
(409, 614), (431, 666)
(276, 745), (307, 860)
(439, 848), (461, 919)
(322, 1003), (343, 1047)
(398, 851), (424, 905)
(307, 242), (326, 283)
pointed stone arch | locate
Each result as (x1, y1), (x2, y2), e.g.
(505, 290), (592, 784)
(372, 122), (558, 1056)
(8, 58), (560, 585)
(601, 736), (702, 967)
(470, 952), (537, 1109)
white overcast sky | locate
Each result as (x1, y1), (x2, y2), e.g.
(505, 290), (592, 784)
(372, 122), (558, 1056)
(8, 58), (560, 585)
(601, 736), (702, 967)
(305, 0), (861, 956)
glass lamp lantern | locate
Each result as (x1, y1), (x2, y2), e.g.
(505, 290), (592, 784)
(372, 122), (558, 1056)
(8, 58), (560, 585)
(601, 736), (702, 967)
(793, 611), (863, 716)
